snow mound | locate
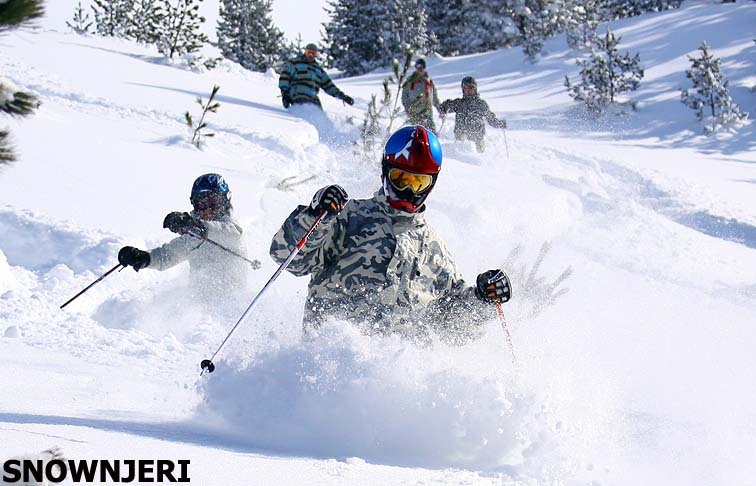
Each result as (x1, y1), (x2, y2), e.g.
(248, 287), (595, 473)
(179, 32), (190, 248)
(0, 207), (121, 274)
(195, 323), (585, 477)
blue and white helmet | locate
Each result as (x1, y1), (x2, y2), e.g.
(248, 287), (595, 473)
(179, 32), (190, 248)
(190, 173), (232, 216)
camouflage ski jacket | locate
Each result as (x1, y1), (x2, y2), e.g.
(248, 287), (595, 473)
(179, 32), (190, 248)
(401, 71), (442, 118)
(278, 55), (348, 107)
(439, 95), (507, 141)
(270, 191), (495, 344)
(149, 213), (248, 301)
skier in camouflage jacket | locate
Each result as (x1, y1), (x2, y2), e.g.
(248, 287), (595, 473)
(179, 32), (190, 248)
(270, 126), (511, 345)
(278, 43), (354, 109)
(439, 76), (507, 153)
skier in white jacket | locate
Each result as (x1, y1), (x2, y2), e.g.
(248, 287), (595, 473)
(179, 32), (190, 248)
(117, 173), (255, 303)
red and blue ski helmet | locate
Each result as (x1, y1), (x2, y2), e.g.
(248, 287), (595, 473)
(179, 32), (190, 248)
(381, 125), (443, 212)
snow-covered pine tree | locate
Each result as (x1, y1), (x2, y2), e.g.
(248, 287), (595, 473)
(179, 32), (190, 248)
(278, 33), (304, 69)
(127, 0), (164, 44)
(564, 0), (601, 49)
(602, 0), (682, 20)
(324, 0), (428, 76)
(564, 28), (644, 114)
(1, 0), (43, 163)
(425, 0), (516, 56)
(91, 0), (132, 37)
(157, 0), (209, 59)
(680, 42), (748, 133)
(67, 1), (94, 35)
(216, 0), (285, 72)
(518, 0), (567, 61)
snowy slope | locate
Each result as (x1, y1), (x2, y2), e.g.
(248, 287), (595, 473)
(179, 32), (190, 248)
(1, 1), (755, 485)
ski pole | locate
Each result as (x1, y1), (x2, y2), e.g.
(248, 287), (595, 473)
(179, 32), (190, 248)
(186, 231), (261, 269)
(496, 302), (517, 365)
(60, 263), (124, 309)
(200, 210), (328, 375)
(503, 129), (510, 161)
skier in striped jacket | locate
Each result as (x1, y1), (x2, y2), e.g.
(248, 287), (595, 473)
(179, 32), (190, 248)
(278, 43), (354, 109)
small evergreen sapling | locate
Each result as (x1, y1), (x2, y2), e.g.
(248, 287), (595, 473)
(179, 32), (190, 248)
(67, 2), (93, 34)
(680, 42), (748, 133)
(357, 49), (414, 164)
(564, 29), (644, 114)
(185, 85), (220, 148)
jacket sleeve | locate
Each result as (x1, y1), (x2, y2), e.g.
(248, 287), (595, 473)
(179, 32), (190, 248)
(422, 236), (497, 345)
(278, 61), (293, 93)
(318, 68), (347, 100)
(149, 235), (203, 271)
(269, 205), (346, 277)
(483, 100), (507, 128)
(439, 98), (461, 114)
(149, 220), (245, 271)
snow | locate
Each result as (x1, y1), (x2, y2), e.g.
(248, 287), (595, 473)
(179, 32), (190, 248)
(1, 1), (755, 485)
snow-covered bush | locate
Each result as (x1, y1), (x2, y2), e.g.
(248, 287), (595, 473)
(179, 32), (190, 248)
(564, 29), (644, 114)
(680, 42), (748, 133)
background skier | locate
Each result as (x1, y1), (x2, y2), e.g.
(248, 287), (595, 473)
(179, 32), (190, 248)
(439, 76), (508, 153)
(401, 58), (442, 133)
(118, 173), (254, 303)
(270, 126), (511, 345)
(278, 43), (354, 110)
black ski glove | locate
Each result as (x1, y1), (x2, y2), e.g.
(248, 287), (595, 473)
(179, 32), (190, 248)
(281, 90), (292, 108)
(309, 184), (349, 220)
(163, 212), (207, 238)
(475, 269), (512, 304)
(341, 94), (354, 106)
(118, 246), (150, 271)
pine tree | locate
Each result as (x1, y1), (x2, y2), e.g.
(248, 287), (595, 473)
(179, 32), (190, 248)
(517, 0), (567, 61)
(564, 28), (644, 114)
(157, 0), (209, 59)
(564, 0), (601, 49)
(680, 42), (748, 133)
(216, 0), (285, 72)
(324, 0), (428, 76)
(127, 0), (164, 44)
(1, 0), (43, 164)
(91, 0), (132, 37)
(67, 1), (94, 35)
(602, 0), (682, 20)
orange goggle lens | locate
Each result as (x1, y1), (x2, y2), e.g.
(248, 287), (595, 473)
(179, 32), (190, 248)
(305, 49), (317, 57)
(388, 168), (434, 194)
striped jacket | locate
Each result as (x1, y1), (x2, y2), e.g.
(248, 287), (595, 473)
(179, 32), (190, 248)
(278, 55), (347, 106)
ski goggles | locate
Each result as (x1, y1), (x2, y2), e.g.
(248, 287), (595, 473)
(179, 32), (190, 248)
(192, 192), (226, 210)
(387, 168), (434, 194)
(305, 49), (318, 57)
